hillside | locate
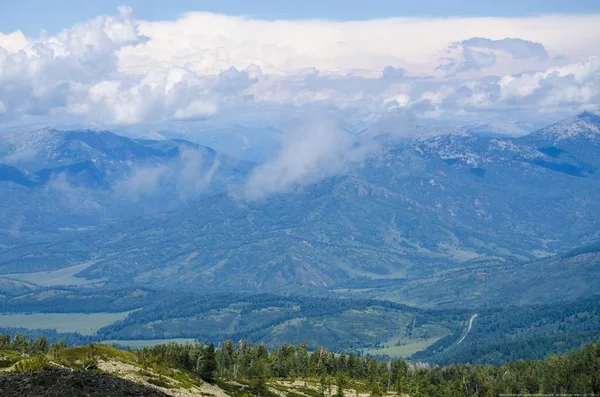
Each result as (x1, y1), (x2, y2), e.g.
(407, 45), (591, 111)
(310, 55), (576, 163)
(0, 128), (254, 237)
(1, 111), (600, 371)
(341, 243), (600, 308)
(1, 290), (598, 365)
(0, 335), (599, 396)
(2, 112), (599, 295)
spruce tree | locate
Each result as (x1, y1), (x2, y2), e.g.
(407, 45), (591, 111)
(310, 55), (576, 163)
(32, 335), (49, 355)
(0, 333), (10, 350)
(199, 343), (218, 382)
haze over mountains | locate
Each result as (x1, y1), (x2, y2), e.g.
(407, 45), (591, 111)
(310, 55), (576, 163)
(1, 110), (599, 308)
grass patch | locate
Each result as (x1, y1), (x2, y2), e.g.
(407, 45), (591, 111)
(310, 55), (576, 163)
(364, 336), (447, 357)
(163, 368), (197, 389)
(53, 344), (137, 369)
(0, 350), (24, 369)
(0, 312), (131, 335)
(148, 377), (174, 388)
(213, 378), (270, 397)
(1, 261), (100, 286)
(101, 338), (197, 348)
(11, 356), (52, 372)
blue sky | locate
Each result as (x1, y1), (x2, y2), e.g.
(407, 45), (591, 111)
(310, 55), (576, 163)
(2, 0), (600, 35)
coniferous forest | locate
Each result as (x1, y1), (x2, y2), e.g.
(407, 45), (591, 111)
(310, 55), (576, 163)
(1, 333), (599, 396)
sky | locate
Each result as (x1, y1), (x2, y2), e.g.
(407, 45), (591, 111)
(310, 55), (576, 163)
(0, 2), (599, 134)
(3, 0), (600, 35)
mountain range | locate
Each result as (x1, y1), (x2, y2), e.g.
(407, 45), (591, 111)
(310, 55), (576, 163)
(1, 111), (600, 307)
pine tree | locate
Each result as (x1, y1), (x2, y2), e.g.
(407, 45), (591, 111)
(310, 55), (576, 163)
(32, 335), (48, 355)
(217, 340), (236, 377)
(11, 334), (29, 353)
(198, 343), (218, 382)
(297, 342), (310, 377)
(250, 357), (270, 396)
(0, 333), (10, 350)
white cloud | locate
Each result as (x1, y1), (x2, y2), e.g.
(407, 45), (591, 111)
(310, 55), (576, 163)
(114, 165), (172, 201)
(438, 37), (550, 75)
(0, 8), (599, 129)
(244, 117), (372, 199)
(0, 30), (27, 53)
(45, 172), (102, 211)
(0, 8), (598, 200)
(112, 148), (222, 202)
(498, 56), (600, 100)
(176, 148), (221, 200)
(119, 13), (600, 77)
(173, 100), (218, 120)
(382, 66), (406, 79)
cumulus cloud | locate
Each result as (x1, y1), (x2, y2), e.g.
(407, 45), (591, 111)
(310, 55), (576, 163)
(0, 30), (27, 52)
(0, 6), (143, 123)
(122, 12), (600, 77)
(0, 8), (599, 129)
(496, 57), (600, 112)
(464, 37), (549, 60)
(438, 37), (550, 75)
(377, 56), (600, 124)
(382, 66), (406, 80)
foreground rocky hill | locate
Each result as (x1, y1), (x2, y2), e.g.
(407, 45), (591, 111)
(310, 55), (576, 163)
(0, 368), (169, 397)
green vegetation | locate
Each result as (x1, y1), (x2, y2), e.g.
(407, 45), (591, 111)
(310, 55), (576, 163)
(101, 338), (197, 348)
(119, 338), (600, 396)
(96, 294), (461, 354)
(11, 356), (52, 372)
(0, 311), (131, 335)
(414, 296), (600, 365)
(345, 244), (600, 309)
(364, 335), (447, 358)
(2, 292), (599, 366)
(2, 261), (100, 287)
(1, 331), (600, 396)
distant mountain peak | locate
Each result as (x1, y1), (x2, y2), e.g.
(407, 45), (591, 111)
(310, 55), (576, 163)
(583, 109), (600, 117)
(460, 119), (540, 137)
(414, 124), (470, 140)
(135, 131), (167, 141)
(529, 110), (600, 143)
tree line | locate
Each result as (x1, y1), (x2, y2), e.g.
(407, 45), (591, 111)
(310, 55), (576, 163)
(2, 333), (599, 395)
(128, 338), (600, 396)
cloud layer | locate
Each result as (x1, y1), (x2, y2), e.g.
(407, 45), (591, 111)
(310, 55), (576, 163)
(0, 8), (599, 130)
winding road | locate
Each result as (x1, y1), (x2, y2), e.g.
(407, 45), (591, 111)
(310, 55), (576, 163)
(456, 313), (478, 345)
